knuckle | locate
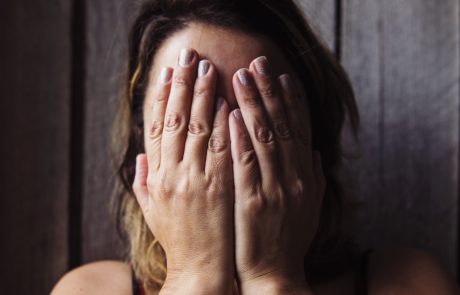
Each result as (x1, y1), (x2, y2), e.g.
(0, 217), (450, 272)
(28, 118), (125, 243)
(243, 195), (266, 215)
(155, 89), (169, 103)
(193, 86), (210, 99)
(149, 119), (163, 139)
(173, 74), (192, 89)
(207, 179), (224, 195)
(188, 119), (209, 136)
(175, 179), (191, 197)
(259, 84), (277, 98)
(156, 171), (173, 198)
(208, 134), (228, 153)
(273, 120), (291, 139)
(164, 112), (182, 132)
(242, 92), (260, 108)
(239, 148), (256, 165)
(255, 125), (274, 144)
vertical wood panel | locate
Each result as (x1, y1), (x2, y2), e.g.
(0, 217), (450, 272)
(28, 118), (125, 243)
(0, 0), (71, 293)
(341, 0), (459, 273)
(81, 0), (132, 263)
(295, 0), (336, 50)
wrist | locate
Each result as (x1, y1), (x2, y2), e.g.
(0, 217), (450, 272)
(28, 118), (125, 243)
(160, 270), (233, 295)
(238, 271), (313, 295)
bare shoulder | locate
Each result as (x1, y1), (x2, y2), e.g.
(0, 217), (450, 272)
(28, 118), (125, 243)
(51, 260), (132, 295)
(369, 247), (459, 294)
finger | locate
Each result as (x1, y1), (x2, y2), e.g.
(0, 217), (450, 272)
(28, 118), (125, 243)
(183, 60), (217, 170)
(229, 108), (260, 200)
(146, 67), (173, 172)
(249, 57), (298, 182)
(279, 73), (313, 177)
(232, 68), (278, 186)
(161, 48), (198, 167)
(132, 154), (149, 212)
(205, 97), (231, 177)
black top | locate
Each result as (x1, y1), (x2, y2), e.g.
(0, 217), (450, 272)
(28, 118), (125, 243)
(131, 250), (373, 295)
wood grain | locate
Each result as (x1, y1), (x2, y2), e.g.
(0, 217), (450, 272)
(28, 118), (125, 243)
(0, 0), (71, 293)
(295, 0), (336, 50)
(341, 0), (459, 273)
(80, 0), (133, 263)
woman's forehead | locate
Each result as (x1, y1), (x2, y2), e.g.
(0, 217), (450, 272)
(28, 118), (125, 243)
(148, 22), (294, 108)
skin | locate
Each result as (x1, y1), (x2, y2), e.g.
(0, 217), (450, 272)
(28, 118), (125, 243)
(51, 23), (459, 295)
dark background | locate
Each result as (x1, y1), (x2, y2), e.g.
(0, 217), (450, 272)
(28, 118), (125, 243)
(0, 0), (458, 294)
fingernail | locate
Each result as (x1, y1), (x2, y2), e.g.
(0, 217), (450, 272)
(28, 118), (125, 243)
(237, 69), (251, 86)
(198, 60), (210, 77)
(179, 48), (193, 67)
(254, 56), (270, 75)
(214, 96), (225, 112)
(233, 109), (242, 120)
(159, 67), (172, 84)
(279, 74), (292, 91)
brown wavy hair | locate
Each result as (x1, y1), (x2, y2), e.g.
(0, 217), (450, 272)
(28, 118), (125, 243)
(112, 0), (360, 293)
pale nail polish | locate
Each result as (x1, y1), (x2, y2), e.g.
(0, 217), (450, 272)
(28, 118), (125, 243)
(198, 60), (210, 77)
(279, 74), (292, 91)
(254, 56), (269, 75)
(233, 109), (242, 120)
(159, 67), (172, 84)
(179, 48), (193, 67)
(237, 69), (251, 86)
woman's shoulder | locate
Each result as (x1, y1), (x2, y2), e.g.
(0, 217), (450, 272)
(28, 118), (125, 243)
(367, 247), (458, 294)
(51, 260), (133, 295)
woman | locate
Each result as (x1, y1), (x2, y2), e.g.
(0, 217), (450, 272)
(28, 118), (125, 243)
(52, 0), (458, 294)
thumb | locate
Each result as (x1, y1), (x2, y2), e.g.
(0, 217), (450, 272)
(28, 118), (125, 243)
(132, 153), (150, 212)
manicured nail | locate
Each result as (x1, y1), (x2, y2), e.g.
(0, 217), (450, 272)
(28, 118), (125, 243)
(237, 69), (251, 86)
(254, 56), (270, 75)
(214, 96), (225, 112)
(198, 60), (210, 77)
(279, 74), (292, 91)
(159, 67), (172, 84)
(179, 48), (193, 67)
(233, 109), (242, 120)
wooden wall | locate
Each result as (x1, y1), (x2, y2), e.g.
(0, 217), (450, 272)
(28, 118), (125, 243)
(0, 0), (458, 293)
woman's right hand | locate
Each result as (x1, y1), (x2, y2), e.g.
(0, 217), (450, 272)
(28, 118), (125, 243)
(132, 48), (234, 295)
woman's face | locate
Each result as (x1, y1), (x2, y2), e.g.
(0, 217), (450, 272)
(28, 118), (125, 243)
(143, 22), (300, 119)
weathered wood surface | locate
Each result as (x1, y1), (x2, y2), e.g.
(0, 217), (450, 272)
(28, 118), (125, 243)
(341, 0), (459, 273)
(295, 0), (336, 50)
(0, 0), (71, 293)
(81, 0), (133, 263)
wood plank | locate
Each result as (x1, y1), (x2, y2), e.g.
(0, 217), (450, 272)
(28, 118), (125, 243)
(341, 0), (459, 273)
(0, 0), (71, 293)
(81, 0), (132, 263)
(295, 0), (336, 50)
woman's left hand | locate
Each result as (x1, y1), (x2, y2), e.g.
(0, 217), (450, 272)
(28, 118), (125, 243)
(229, 56), (326, 295)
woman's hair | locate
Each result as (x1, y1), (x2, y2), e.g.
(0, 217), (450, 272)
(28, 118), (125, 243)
(112, 0), (360, 292)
